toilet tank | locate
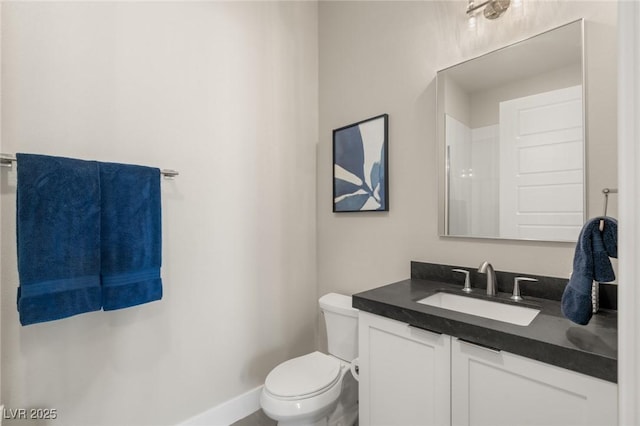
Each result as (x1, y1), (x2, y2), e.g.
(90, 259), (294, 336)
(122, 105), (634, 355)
(319, 293), (358, 362)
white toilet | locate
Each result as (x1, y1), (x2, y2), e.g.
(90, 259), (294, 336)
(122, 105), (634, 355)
(260, 293), (359, 426)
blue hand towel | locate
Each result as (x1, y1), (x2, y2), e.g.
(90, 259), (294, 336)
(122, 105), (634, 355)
(561, 217), (617, 325)
(100, 162), (162, 310)
(16, 153), (102, 325)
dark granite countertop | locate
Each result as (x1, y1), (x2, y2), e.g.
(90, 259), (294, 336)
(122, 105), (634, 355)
(353, 277), (617, 383)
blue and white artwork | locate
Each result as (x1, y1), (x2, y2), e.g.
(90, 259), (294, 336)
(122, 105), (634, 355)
(333, 114), (388, 212)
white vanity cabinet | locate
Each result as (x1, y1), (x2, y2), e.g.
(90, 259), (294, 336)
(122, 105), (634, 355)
(358, 311), (451, 426)
(451, 338), (617, 426)
(358, 311), (618, 426)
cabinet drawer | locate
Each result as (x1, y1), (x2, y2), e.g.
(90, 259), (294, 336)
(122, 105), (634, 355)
(452, 338), (617, 426)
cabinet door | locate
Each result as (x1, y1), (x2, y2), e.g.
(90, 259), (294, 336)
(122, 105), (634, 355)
(451, 338), (617, 426)
(359, 311), (451, 426)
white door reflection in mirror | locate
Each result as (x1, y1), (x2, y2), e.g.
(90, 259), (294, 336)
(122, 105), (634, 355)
(499, 86), (583, 240)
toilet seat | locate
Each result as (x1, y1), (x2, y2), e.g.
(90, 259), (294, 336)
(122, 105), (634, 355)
(260, 352), (348, 424)
(264, 351), (342, 400)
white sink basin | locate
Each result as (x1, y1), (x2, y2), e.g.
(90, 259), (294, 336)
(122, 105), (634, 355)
(416, 292), (540, 326)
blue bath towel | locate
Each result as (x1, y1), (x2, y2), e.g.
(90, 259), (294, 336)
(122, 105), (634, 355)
(100, 162), (162, 310)
(561, 217), (617, 325)
(16, 153), (102, 325)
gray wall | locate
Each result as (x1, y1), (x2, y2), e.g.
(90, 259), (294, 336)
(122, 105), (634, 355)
(317, 1), (618, 302)
(0, 2), (318, 425)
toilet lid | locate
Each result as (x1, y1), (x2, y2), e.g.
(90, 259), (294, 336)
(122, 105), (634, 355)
(264, 351), (341, 399)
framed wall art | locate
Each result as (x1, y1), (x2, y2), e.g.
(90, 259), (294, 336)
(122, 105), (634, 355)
(333, 114), (389, 212)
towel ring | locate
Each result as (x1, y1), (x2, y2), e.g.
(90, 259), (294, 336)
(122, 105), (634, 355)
(599, 188), (618, 231)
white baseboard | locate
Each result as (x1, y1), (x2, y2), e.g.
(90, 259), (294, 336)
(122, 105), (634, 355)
(179, 385), (263, 426)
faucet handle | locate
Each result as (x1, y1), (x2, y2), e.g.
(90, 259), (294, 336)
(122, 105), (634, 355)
(452, 269), (472, 293)
(511, 277), (537, 301)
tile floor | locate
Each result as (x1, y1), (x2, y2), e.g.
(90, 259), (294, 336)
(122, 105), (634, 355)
(231, 409), (276, 426)
(231, 410), (359, 426)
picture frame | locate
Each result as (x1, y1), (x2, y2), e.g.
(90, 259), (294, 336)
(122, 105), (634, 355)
(333, 114), (389, 212)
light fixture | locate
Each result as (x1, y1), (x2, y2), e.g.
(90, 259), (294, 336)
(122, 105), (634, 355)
(466, 0), (511, 20)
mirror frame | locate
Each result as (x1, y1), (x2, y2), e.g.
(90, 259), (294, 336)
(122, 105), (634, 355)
(437, 19), (586, 242)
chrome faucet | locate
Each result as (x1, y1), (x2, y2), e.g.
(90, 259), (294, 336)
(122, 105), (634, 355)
(478, 261), (497, 296)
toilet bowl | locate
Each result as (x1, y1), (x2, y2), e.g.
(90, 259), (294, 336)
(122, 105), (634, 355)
(260, 293), (359, 426)
(260, 352), (355, 426)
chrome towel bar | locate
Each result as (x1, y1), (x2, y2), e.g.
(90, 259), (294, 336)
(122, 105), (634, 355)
(0, 153), (179, 179)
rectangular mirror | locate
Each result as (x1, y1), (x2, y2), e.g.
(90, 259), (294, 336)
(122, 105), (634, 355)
(437, 20), (585, 242)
